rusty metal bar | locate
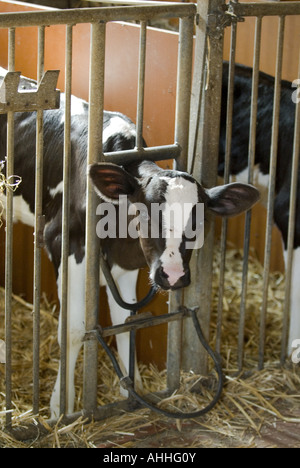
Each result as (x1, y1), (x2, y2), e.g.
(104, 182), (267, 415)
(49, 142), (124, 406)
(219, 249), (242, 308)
(83, 21), (106, 414)
(183, 0), (224, 374)
(238, 16), (262, 371)
(174, 14), (195, 172)
(32, 25), (45, 415)
(0, 4), (197, 28)
(136, 20), (147, 150)
(259, 16), (285, 370)
(165, 14), (194, 390)
(229, 1), (300, 18)
(280, 54), (300, 364)
(104, 143), (181, 164)
(216, 19), (237, 355)
(167, 290), (183, 391)
(5, 26), (15, 429)
(59, 24), (73, 416)
(99, 307), (194, 337)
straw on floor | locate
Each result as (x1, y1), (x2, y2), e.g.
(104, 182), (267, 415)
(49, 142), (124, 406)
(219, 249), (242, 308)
(0, 246), (300, 447)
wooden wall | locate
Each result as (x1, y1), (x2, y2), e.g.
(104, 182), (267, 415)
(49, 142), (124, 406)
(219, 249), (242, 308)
(0, 0), (299, 368)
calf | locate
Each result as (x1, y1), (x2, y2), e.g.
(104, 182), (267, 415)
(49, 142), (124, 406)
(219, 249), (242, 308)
(219, 62), (300, 354)
(0, 67), (259, 418)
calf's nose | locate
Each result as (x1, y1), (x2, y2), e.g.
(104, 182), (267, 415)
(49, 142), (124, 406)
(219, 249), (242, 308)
(154, 266), (190, 290)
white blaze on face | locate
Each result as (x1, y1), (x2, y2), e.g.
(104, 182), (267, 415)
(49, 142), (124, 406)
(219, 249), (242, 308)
(159, 176), (198, 286)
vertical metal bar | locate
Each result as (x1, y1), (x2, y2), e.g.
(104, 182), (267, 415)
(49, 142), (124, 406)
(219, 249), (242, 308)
(5, 27), (15, 429)
(237, 16), (262, 371)
(32, 25), (45, 416)
(59, 24), (73, 416)
(174, 14), (194, 172)
(216, 20), (237, 355)
(83, 21), (106, 413)
(167, 290), (183, 391)
(258, 16), (285, 370)
(135, 20), (147, 150)
(129, 310), (136, 384)
(183, 0), (224, 374)
(280, 53), (300, 364)
(188, 35), (207, 176)
(167, 14), (194, 389)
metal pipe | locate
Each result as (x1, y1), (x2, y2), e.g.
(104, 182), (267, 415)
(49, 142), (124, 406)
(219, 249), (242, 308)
(167, 289), (183, 391)
(182, 0), (224, 375)
(216, 20), (237, 355)
(104, 143), (181, 165)
(129, 312), (136, 384)
(280, 53), (300, 363)
(83, 21), (106, 414)
(136, 20), (147, 151)
(32, 25), (45, 415)
(167, 14), (194, 389)
(259, 16), (285, 370)
(238, 16), (262, 371)
(174, 14), (195, 172)
(5, 27), (15, 429)
(229, 1), (300, 18)
(0, 4), (197, 28)
(188, 35), (207, 176)
(59, 24), (73, 416)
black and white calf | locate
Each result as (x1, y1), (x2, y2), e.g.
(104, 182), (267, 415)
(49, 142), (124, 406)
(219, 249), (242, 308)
(0, 67), (259, 418)
(219, 62), (300, 353)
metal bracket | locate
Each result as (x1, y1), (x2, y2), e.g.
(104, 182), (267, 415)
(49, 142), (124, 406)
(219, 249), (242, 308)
(207, 3), (244, 38)
(0, 70), (60, 114)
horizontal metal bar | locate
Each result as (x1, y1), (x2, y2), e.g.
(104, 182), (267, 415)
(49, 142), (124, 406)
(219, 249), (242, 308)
(103, 143), (181, 165)
(90, 0), (188, 5)
(0, 4), (196, 29)
(95, 306), (197, 337)
(229, 0), (300, 17)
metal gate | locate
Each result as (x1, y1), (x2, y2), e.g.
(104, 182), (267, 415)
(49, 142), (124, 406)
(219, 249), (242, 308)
(1, 0), (300, 440)
(187, 0), (300, 376)
(0, 0), (199, 438)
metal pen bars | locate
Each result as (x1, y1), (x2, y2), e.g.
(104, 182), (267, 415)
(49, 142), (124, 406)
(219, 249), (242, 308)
(2, 0), (300, 434)
(2, 1), (196, 428)
(209, 2), (300, 372)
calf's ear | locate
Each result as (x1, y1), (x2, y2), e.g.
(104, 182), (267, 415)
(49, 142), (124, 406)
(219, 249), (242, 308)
(206, 182), (260, 217)
(89, 163), (140, 203)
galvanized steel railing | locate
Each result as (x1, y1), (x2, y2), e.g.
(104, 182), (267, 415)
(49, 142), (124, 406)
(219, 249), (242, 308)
(1, 0), (300, 439)
(188, 0), (300, 375)
(1, 0), (196, 436)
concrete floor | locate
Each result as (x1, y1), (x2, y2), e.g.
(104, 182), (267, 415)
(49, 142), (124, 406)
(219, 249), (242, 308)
(96, 415), (300, 448)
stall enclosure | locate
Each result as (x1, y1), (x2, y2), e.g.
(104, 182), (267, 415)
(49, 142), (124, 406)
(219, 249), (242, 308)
(0, 0), (299, 438)
(0, 0), (199, 433)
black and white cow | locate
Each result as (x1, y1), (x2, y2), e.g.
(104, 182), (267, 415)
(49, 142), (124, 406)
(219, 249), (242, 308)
(219, 62), (300, 354)
(0, 67), (259, 418)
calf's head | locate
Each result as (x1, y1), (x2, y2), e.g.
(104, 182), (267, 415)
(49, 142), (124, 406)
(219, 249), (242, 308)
(89, 162), (260, 291)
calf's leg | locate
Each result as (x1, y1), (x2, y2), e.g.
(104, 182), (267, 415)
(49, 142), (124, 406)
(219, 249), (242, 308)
(105, 267), (143, 395)
(50, 254), (86, 419)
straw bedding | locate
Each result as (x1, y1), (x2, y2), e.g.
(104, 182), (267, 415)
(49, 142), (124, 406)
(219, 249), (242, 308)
(0, 246), (300, 448)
